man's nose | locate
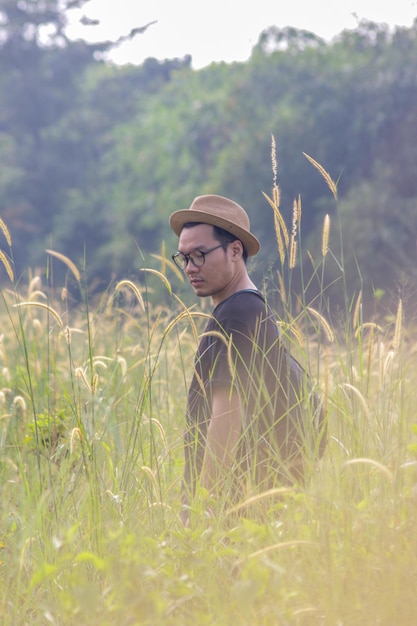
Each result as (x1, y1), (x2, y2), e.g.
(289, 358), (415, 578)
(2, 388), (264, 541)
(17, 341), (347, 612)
(185, 259), (199, 273)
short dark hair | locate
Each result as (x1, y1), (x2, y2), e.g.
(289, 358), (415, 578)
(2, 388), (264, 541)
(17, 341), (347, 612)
(182, 222), (248, 263)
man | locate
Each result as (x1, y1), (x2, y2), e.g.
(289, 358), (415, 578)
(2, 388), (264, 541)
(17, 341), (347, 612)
(169, 194), (325, 518)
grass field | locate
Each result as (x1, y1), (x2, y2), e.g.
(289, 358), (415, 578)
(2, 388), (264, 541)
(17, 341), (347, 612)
(1, 161), (417, 625)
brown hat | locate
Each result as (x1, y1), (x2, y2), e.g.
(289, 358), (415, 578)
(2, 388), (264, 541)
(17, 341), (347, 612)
(169, 194), (260, 256)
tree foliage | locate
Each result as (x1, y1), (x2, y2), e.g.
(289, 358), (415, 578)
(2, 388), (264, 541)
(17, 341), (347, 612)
(0, 5), (416, 307)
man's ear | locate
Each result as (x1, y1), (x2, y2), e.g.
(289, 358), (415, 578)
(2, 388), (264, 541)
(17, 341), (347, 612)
(230, 239), (244, 259)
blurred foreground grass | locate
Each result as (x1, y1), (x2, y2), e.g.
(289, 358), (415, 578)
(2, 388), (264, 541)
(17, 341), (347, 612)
(0, 260), (416, 626)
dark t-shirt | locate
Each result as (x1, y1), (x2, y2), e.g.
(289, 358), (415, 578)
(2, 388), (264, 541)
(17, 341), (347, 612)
(183, 289), (323, 499)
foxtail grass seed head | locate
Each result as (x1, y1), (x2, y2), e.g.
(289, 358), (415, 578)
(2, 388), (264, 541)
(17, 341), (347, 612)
(271, 132), (280, 206)
(291, 198), (298, 239)
(65, 325), (71, 345)
(92, 373), (99, 395)
(382, 350), (394, 382)
(14, 301), (64, 329)
(274, 215), (286, 265)
(271, 134), (278, 188)
(140, 268), (172, 295)
(12, 395), (27, 418)
(303, 152), (338, 200)
(354, 321), (383, 338)
(273, 183), (280, 209)
(0, 250), (14, 282)
(75, 367), (92, 392)
(46, 249), (81, 283)
(277, 320), (305, 347)
(32, 319), (42, 335)
(114, 279), (145, 311)
(289, 237), (297, 269)
(289, 199), (299, 268)
(147, 417), (168, 448)
(340, 383), (371, 421)
(262, 192), (289, 248)
(393, 298), (403, 352)
(61, 287), (68, 301)
(2, 367), (10, 383)
(296, 194), (302, 223)
(0, 218), (12, 246)
(151, 251), (184, 282)
(70, 427), (82, 454)
(28, 275), (41, 297)
(117, 356), (127, 377)
(321, 214), (330, 257)
(352, 290), (362, 330)
(306, 307), (335, 343)
(277, 270), (286, 305)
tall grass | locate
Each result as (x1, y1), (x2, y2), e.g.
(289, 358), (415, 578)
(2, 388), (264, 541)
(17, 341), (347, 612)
(1, 148), (417, 625)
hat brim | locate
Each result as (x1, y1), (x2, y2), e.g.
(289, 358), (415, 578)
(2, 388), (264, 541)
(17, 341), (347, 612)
(169, 209), (260, 256)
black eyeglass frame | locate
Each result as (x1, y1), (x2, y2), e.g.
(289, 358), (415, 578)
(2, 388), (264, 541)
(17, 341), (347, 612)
(171, 243), (225, 270)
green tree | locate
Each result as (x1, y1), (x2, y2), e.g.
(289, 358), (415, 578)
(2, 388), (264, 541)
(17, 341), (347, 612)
(0, 0), (161, 278)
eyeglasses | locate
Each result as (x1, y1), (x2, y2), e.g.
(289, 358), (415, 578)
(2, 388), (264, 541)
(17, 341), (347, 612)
(172, 244), (224, 270)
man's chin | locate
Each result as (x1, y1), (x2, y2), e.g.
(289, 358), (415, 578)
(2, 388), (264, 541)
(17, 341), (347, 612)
(192, 286), (208, 297)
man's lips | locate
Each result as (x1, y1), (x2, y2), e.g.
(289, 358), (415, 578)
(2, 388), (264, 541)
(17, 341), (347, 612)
(190, 279), (203, 287)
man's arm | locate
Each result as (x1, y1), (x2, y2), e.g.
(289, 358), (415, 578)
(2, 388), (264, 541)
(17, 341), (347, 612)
(200, 385), (242, 494)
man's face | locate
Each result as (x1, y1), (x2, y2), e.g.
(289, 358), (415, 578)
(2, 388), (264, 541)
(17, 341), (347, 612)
(177, 224), (236, 303)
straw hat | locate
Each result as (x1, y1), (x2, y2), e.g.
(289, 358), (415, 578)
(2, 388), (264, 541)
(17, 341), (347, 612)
(169, 194), (260, 256)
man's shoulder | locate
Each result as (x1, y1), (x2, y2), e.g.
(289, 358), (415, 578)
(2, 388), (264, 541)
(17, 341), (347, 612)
(213, 290), (267, 329)
(216, 289), (265, 314)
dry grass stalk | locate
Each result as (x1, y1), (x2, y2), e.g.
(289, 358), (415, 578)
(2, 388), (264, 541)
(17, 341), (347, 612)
(274, 214), (286, 265)
(226, 487), (293, 515)
(199, 330), (229, 347)
(303, 152), (338, 200)
(91, 373), (99, 395)
(226, 334), (236, 383)
(342, 457), (393, 481)
(323, 349), (329, 414)
(64, 325), (71, 345)
(321, 214), (330, 257)
(151, 249), (184, 282)
(14, 301), (64, 329)
(289, 238), (297, 269)
(147, 417), (168, 449)
(75, 367), (92, 392)
(46, 249), (81, 283)
(140, 465), (159, 491)
(352, 291), (362, 329)
(354, 321), (383, 338)
(277, 320), (305, 347)
(289, 199), (298, 268)
(0, 218), (12, 246)
(140, 268), (172, 295)
(70, 427), (83, 454)
(164, 299), (210, 345)
(277, 270), (286, 305)
(0, 250), (14, 282)
(296, 194), (302, 223)
(262, 192), (289, 248)
(271, 134), (278, 188)
(271, 135), (281, 216)
(114, 280), (145, 311)
(339, 383), (371, 421)
(393, 298), (403, 352)
(382, 349), (394, 382)
(248, 540), (319, 560)
(305, 307), (334, 343)
(366, 324), (375, 382)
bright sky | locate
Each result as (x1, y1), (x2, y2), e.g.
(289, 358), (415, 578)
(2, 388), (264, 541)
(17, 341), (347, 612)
(67, 0), (417, 69)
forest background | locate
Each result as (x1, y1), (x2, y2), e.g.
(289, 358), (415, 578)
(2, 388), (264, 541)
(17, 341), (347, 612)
(1, 0), (417, 316)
